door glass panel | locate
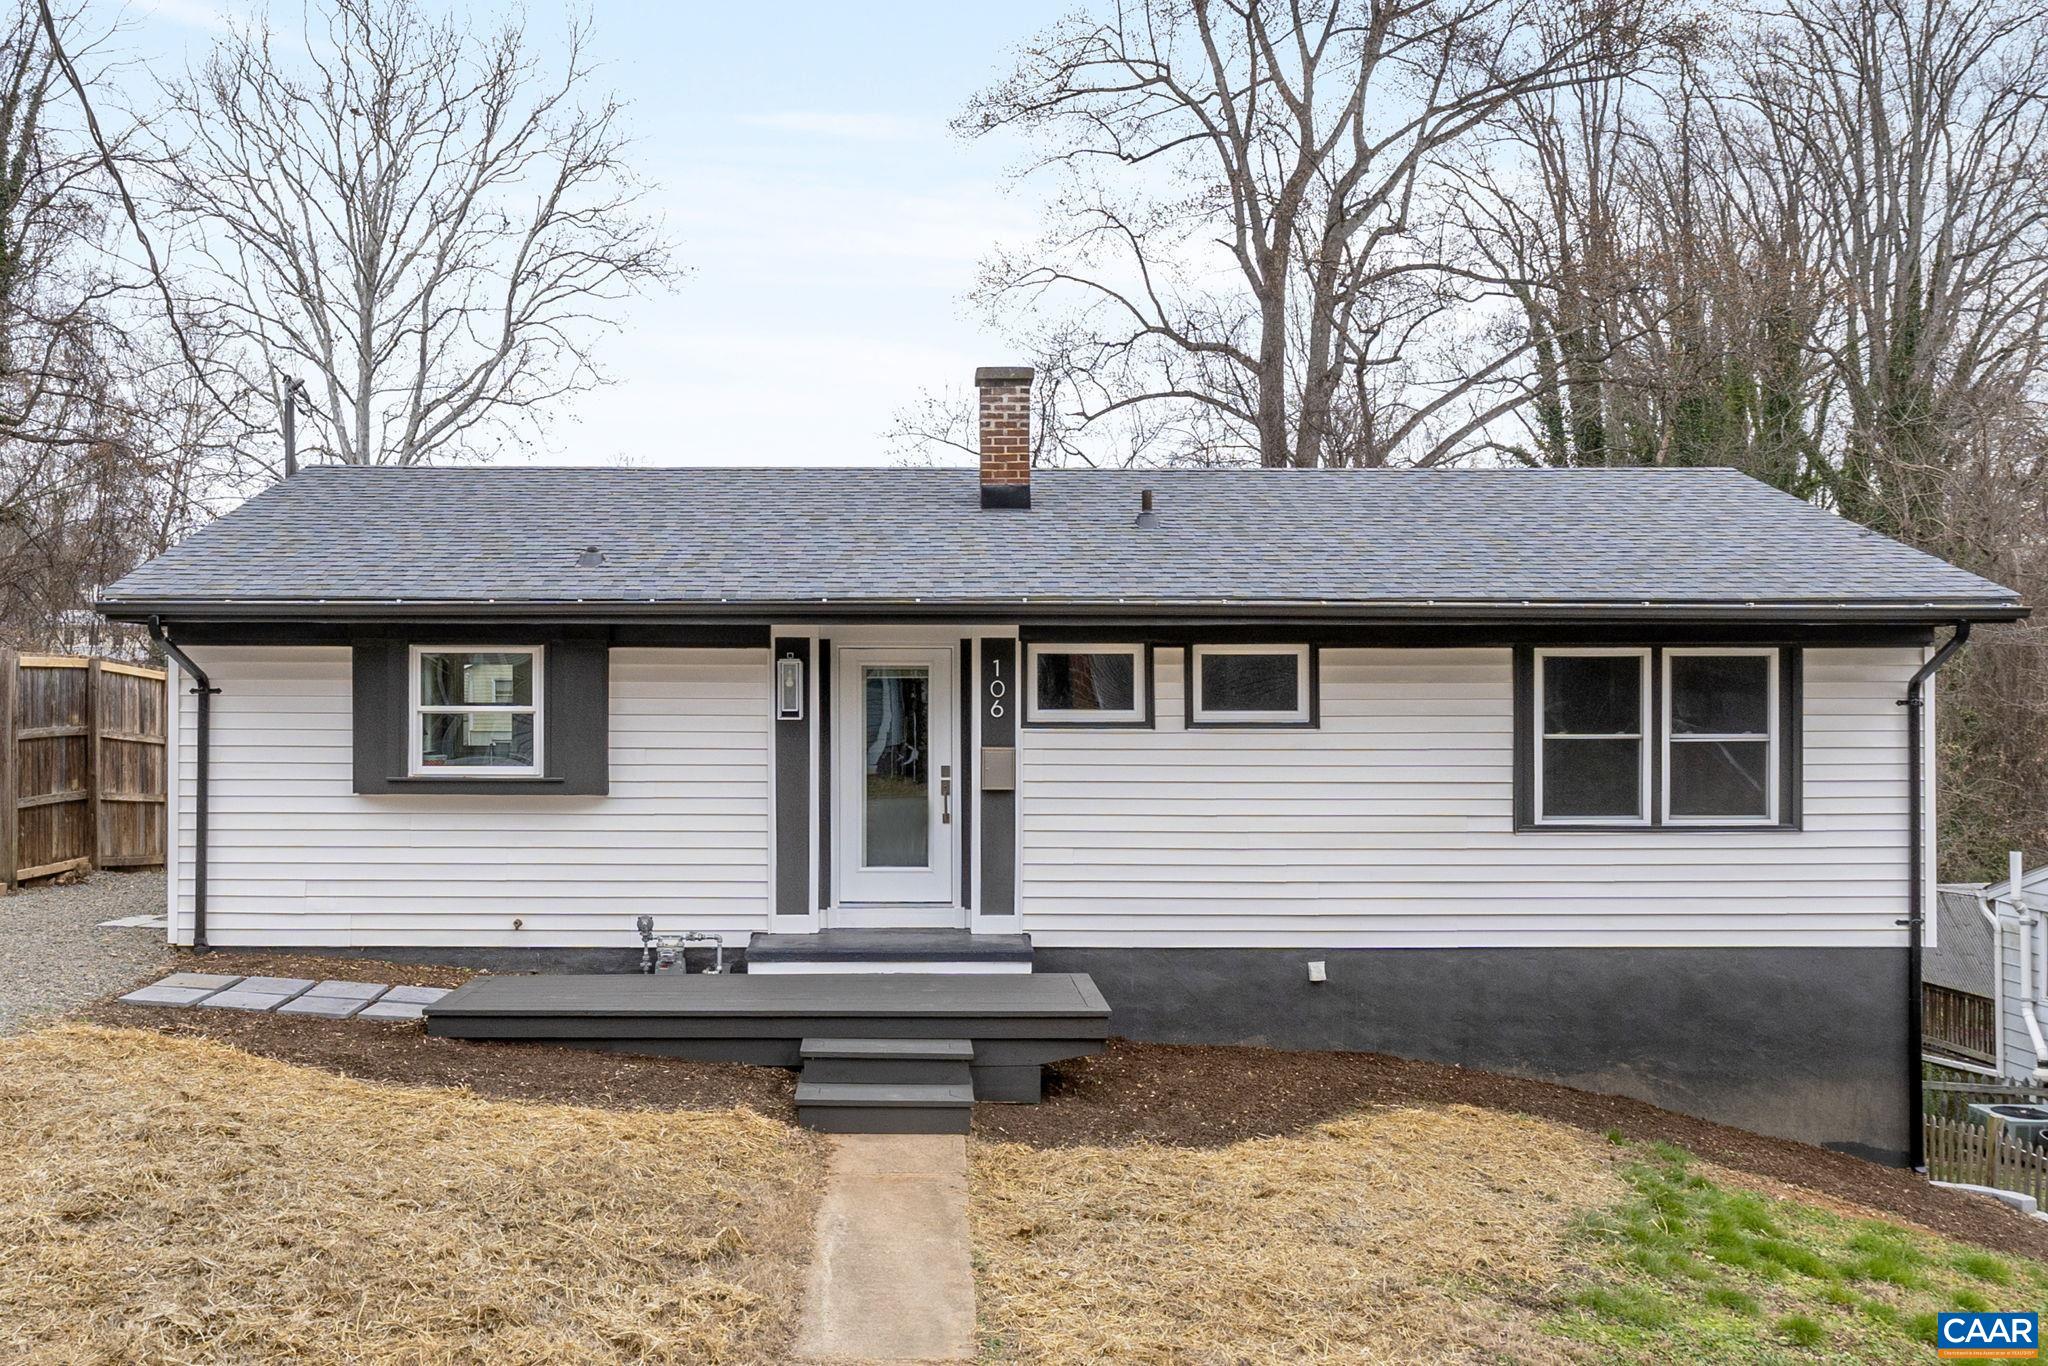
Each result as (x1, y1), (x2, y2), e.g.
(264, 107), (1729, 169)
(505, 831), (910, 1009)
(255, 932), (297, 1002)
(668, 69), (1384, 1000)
(863, 666), (930, 868)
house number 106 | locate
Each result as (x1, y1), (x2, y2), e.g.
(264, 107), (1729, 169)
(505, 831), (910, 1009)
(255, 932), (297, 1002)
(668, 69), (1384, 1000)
(988, 658), (1005, 718)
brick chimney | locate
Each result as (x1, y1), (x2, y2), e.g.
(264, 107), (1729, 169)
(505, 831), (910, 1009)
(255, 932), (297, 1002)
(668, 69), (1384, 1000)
(976, 365), (1033, 509)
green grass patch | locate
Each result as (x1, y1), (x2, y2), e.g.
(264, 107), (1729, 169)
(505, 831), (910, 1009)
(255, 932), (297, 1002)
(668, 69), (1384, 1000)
(1956, 1250), (2014, 1286)
(1703, 1285), (1761, 1317)
(1775, 1313), (1826, 1347)
(1547, 1139), (2048, 1362)
(1572, 1284), (1678, 1330)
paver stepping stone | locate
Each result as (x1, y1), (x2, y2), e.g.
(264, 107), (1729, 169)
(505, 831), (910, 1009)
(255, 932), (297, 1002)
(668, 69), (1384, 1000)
(158, 973), (243, 991)
(199, 989), (295, 1012)
(357, 1000), (426, 1021)
(118, 984), (216, 1007)
(236, 976), (314, 996)
(381, 985), (450, 1005)
(301, 980), (389, 1001)
(278, 994), (371, 1019)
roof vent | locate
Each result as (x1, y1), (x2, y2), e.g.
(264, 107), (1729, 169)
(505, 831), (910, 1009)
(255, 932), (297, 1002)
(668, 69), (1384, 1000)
(576, 545), (604, 567)
(1134, 488), (1158, 529)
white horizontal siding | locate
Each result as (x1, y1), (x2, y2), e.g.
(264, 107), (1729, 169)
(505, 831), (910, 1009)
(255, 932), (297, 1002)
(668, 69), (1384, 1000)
(172, 646), (772, 947)
(1017, 646), (1922, 948)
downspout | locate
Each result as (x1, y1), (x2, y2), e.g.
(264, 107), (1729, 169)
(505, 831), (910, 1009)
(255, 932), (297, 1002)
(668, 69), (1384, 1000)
(149, 617), (218, 953)
(1902, 620), (1971, 1170)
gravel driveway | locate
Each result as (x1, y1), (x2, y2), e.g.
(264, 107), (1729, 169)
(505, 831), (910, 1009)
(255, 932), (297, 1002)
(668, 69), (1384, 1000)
(0, 871), (170, 1035)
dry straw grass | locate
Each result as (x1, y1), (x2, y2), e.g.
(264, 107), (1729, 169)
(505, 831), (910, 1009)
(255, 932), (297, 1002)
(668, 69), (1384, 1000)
(0, 1024), (822, 1364)
(970, 1103), (1625, 1364)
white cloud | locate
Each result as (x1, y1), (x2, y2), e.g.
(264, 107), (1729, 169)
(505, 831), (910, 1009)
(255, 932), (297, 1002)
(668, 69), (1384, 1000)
(734, 111), (933, 143)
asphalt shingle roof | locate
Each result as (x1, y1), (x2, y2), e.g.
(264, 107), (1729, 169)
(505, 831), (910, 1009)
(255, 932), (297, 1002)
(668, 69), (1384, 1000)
(100, 465), (2021, 617)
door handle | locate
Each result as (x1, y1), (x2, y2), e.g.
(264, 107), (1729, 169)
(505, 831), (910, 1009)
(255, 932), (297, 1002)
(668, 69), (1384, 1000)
(940, 765), (952, 824)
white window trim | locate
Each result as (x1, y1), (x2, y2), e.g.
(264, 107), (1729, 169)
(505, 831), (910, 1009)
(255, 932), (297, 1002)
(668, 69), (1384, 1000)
(1190, 643), (1313, 725)
(1025, 642), (1147, 723)
(408, 644), (545, 777)
(1533, 647), (1651, 826)
(1662, 647), (1779, 826)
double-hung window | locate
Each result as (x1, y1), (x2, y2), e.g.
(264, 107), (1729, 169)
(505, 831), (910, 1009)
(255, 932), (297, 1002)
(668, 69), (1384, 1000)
(1026, 644), (1147, 724)
(1533, 649), (1650, 824)
(1525, 646), (1793, 828)
(1663, 649), (1778, 824)
(409, 646), (544, 776)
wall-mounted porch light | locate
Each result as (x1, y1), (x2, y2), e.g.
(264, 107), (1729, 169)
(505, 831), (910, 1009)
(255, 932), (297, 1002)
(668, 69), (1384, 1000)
(776, 652), (805, 721)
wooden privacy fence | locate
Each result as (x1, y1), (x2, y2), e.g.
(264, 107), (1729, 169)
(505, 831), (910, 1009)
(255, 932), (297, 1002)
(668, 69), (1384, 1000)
(0, 651), (167, 889)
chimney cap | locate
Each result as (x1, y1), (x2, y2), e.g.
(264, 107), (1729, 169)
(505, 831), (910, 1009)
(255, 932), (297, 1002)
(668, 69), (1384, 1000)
(975, 365), (1034, 383)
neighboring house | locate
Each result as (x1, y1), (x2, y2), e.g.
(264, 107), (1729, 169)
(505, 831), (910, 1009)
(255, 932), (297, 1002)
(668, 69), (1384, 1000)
(1924, 886), (1999, 1070)
(1967, 859), (2048, 1084)
(96, 367), (2027, 1165)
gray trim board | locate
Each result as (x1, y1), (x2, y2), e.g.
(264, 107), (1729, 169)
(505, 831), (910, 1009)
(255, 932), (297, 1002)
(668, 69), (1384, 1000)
(817, 640), (831, 910)
(978, 638), (1017, 915)
(110, 604), (2027, 629)
(959, 640), (973, 910)
(1035, 945), (1913, 1164)
(774, 637), (811, 916)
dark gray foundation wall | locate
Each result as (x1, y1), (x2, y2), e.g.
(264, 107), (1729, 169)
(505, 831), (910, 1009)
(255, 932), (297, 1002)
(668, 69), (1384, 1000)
(1033, 945), (1913, 1166)
(212, 940), (1910, 1164)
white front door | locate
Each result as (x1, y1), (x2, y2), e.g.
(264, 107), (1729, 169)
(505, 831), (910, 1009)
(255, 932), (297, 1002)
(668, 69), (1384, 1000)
(834, 646), (959, 920)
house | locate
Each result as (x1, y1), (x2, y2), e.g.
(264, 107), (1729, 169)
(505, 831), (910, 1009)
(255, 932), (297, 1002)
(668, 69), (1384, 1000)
(1924, 886), (1999, 1070)
(1957, 857), (2048, 1084)
(97, 367), (2026, 1163)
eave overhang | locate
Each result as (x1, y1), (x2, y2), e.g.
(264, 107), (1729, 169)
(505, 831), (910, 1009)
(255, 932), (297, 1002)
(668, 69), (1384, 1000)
(96, 594), (2031, 628)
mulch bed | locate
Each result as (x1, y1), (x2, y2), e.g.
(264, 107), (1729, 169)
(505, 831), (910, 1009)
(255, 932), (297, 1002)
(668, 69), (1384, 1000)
(973, 1038), (2048, 1263)
(80, 953), (2048, 1260)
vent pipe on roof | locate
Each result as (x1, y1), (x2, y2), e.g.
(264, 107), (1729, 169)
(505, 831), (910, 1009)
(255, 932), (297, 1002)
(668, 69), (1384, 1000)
(1134, 488), (1158, 529)
(576, 545), (604, 567)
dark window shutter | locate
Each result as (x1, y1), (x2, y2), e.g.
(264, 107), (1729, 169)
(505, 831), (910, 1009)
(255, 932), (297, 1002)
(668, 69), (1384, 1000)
(352, 633), (609, 795)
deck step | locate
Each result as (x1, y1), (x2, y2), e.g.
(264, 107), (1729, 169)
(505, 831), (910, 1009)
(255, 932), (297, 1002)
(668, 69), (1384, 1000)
(801, 1036), (975, 1087)
(795, 1081), (974, 1134)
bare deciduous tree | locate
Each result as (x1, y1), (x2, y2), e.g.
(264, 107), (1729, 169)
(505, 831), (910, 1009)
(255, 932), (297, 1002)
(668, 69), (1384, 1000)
(941, 0), (1651, 468)
(140, 0), (676, 469)
(0, 2), (215, 651)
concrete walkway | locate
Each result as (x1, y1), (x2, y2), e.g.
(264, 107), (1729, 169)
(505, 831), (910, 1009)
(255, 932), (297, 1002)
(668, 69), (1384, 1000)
(793, 1134), (976, 1363)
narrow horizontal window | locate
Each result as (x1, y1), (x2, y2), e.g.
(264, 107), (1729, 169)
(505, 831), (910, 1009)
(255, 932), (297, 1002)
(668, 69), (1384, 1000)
(1665, 650), (1777, 824)
(409, 647), (544, 775)
(1190, 644), (1312, 725)
(1026, 644), (1146, 723)
(1535, 650), (1648, 823)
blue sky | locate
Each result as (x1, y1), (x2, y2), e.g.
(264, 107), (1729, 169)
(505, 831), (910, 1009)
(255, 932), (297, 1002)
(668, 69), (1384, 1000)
(120, 0), (1067, 466)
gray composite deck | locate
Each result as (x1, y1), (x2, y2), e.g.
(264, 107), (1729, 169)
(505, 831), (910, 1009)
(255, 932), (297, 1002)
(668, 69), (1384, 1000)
(422, 971), (1110, 1106)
